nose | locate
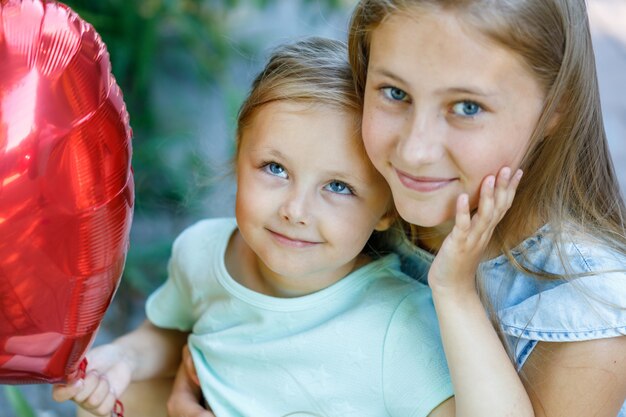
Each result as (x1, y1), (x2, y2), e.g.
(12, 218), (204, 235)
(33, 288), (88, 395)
(278, 187), (310, 225)
(396, 111), (445, 165)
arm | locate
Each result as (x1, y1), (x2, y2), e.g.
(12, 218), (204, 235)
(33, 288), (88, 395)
(52, 319), (187, 416)
(521, 337), (626, 416)
(428, 167), (534, 417)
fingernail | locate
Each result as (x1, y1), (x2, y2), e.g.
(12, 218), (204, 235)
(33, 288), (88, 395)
(501, 167), (511, 180)
(487, 176), (495, 187)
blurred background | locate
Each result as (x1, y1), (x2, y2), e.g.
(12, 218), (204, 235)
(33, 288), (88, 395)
(2, 0), (625, 415)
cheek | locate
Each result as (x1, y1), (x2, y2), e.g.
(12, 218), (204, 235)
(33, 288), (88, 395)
(235, 178), (261, 223)
(361, 111), (389, 172)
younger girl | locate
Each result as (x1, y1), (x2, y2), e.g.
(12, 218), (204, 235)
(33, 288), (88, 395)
(55, 37), (530, 417)
(349, 0), (626, 415)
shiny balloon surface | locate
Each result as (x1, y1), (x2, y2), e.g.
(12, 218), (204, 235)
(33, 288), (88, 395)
(0, 0), (133, 384)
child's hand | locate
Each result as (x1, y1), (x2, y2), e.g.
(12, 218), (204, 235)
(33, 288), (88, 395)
(167, 345), (215, 417)
(52, 343), (133, 416)
(428, 167), (522, 298)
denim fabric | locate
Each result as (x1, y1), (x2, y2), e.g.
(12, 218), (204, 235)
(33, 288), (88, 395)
(384, 225), (626, 416)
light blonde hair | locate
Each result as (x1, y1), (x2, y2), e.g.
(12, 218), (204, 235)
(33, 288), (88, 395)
(235, 37), (360, 157)
(349, 0), (626, 267)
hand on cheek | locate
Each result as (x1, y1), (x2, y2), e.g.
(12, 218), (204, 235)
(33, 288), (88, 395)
(428, 167), (523, 297)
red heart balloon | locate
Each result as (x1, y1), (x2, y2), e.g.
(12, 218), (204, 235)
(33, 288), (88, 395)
(0, 0), (133, 384)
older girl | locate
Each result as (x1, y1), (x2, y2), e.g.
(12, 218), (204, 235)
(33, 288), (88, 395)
(349, 0), (626, 415)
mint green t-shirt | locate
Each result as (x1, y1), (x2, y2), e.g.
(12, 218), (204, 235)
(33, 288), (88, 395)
(146, 218), (453, 417)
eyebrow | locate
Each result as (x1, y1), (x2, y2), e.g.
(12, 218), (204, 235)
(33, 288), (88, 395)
(252, 147), (368, 185)
(249, 147), (286, 159)
(325, 170), (365, 183)
(369, 67), (497, 97)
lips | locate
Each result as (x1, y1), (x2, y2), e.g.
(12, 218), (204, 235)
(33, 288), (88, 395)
(267, 229), (320, 248)
(394, 168), (457, 192)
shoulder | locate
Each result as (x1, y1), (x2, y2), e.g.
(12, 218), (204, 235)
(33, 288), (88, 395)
(522, 336), (626, 417)
(171, 217), (237, 259)
(480, 226), (626, 366)
(173, 217), (237, 249)
(484, 224), (625, 275)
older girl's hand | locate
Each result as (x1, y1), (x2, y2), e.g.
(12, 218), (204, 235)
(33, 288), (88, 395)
(428, 167), (522, 297)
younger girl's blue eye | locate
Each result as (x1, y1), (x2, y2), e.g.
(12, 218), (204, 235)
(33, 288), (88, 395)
(452, 101), (482, 117)
(382, 87), (408, 102)
(325, 181), (353, 195)
(265, 162), (287, 178)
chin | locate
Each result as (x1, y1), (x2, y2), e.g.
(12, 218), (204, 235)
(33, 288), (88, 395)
(394, 201), (454, 229)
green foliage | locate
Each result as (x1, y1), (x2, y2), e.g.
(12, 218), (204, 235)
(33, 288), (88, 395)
(3, 386), (37, 417)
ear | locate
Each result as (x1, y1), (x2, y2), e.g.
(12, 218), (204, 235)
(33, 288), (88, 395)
(374, 207), (396, 232)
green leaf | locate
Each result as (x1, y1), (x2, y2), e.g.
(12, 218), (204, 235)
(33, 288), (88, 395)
(3, 386), (37, 417)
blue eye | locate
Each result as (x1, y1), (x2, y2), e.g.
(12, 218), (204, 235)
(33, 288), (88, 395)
(264, 162), (287, 178)
(451, 101), (482, 117)
(382, 87), (408, 102)
(325, 180), (353, 195)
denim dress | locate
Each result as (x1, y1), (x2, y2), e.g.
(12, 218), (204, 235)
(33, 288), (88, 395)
(385, 225), (626, 416)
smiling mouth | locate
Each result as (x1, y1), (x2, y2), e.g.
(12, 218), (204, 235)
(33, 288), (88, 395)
(267, 230), (320, 248)
(394, 168), (457, 192)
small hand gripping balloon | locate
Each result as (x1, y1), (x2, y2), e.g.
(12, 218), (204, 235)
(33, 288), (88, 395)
(0, 0), (133, 384)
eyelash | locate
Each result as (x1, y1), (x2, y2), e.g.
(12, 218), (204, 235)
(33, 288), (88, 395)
(325, 180), (355, 196)
(380, 86), (409, 103)
(380, 86), (485, 120)
(260, 161), (356, 196)
(450, 100), (484, 118)
(261, 161), (287, 178)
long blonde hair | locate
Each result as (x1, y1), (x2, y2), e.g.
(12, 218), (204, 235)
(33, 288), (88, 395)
(348, 0), (626, 270)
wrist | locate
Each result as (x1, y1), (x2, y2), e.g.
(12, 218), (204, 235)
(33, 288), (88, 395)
(429, 278), (478, 303)
(430, 284), (483, 313)
(112, 337), (140, 377)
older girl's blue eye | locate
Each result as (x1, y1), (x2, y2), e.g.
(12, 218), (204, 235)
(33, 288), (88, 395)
(382, 87), (408, 102)
(452, 101), (482, 117)
(325, 181), (353, 195)
(265, 162), (287, 178)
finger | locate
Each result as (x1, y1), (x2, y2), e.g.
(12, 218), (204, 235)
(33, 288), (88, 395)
(493, 167), (512, 213)
(92, 390), (118, 417)
(507, 169), (523, 206)
(72, 371), (102, 403)
(83, 374), (111, 410)
(52, 379), (84, 402)
(473, 175), (496, 232)
(102, 360), (132, 398)
(454, 193), (471, 233)
(183, 346), (200, 387)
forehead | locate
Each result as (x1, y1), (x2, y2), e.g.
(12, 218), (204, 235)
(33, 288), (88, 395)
(368, 9), (542, 99)
(240, 101), (366, 161)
